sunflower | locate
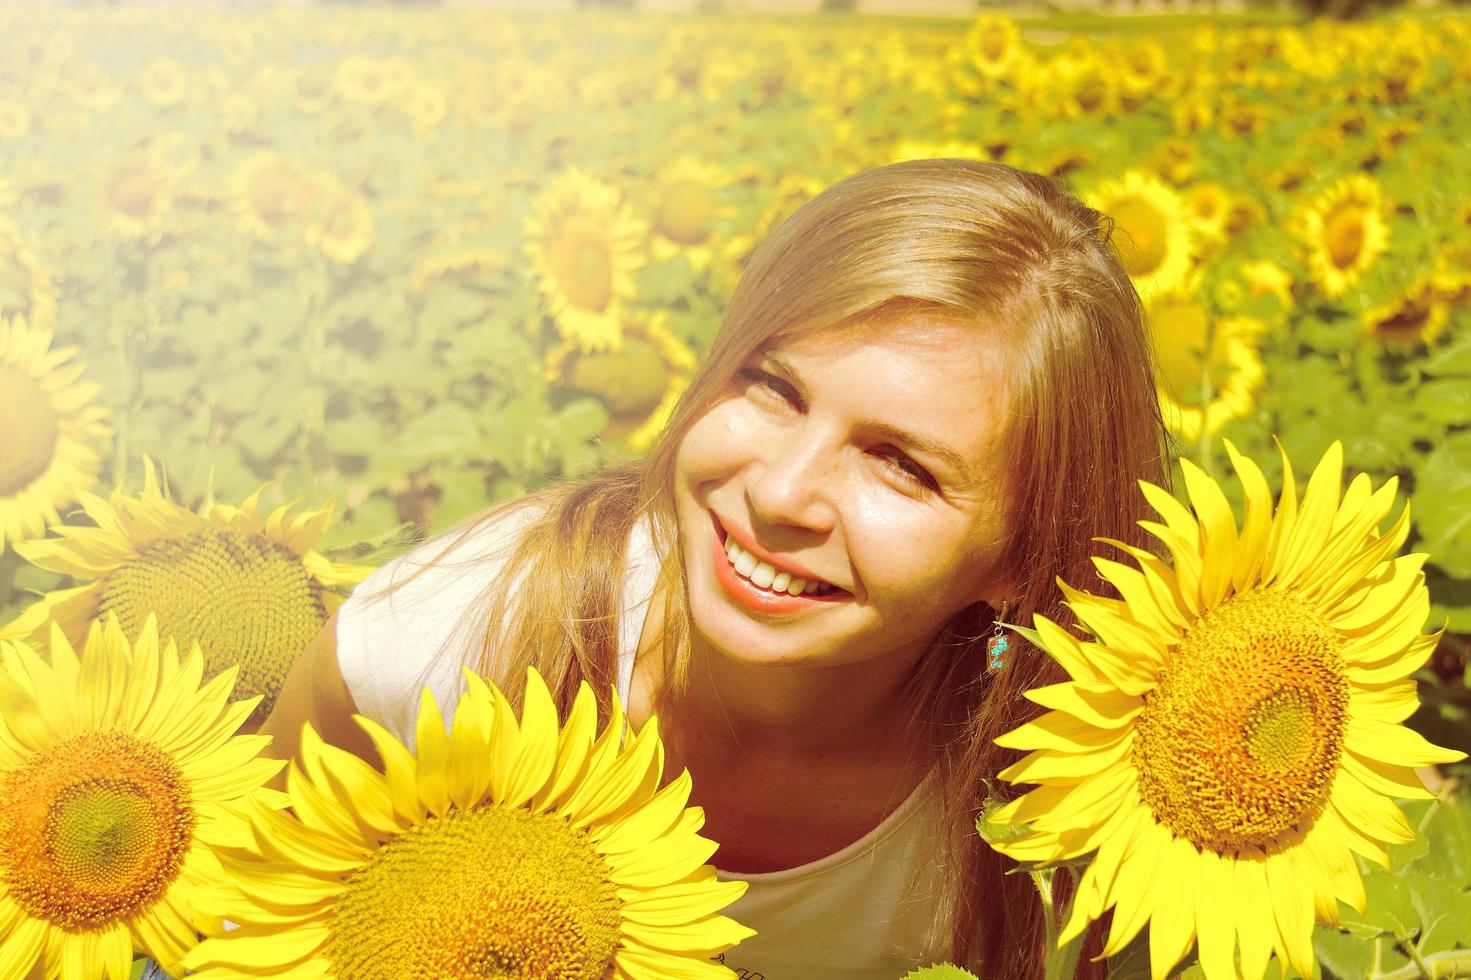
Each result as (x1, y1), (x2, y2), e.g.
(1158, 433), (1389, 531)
(137, 56), (187, 109)
(0, 218), (59, 333)
(1360, 276), (1449, 349)
(1297, 173), (1390, 300)
(292, 67), (334, 115)
(332, 55), (400, 107)
(1240, 260), (1295, 312)
(0, 616), (283, 979)
(230, 152), (303, 241)
(1184, 183), (1231, 244)
(647, 158), (735, 273)
(0, 464), (371, 726)
(1051, 56), (1120, 120)
(0, 99), (31, 140)
(548, 310), (697, 452)
(524, 169), (647, 354)
(181, 667), (755, 979)
(300, 175), (375, 266)
(1089, 171), (1196, 300)
(101, 153), (176, 245)
(0, 314), (110, 552)
(1147, 283), (1265, 444)
(989, 441), (1465, 980)
(964, 14), (1025, 81)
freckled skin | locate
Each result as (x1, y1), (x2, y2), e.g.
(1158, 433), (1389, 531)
(672, 315), (1015, 673)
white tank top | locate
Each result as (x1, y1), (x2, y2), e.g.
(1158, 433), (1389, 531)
(336, 506), (950, 978)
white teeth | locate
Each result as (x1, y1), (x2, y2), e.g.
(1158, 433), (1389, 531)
(722, 533), (834, 595)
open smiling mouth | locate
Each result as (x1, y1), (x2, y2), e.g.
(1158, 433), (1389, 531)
(709, 513), (851, 609)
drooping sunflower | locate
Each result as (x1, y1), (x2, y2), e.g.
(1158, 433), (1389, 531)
(0, 464), (372, 726)
(1359, 275), (1449, 349)
(1089, 171), (1196, 300)
(0, 217), (59, 333)
(0, 314), (111, 552)
(989, 442), (1464, 980)
(548, 310), (697, 452)
(647, 157), (735, 273)
(524, 169), (647, 354)
(1296, 173), (1390, 300)
(1146, 284), (1265, 444)
(0, 616), (282, 979)
(182, 667), (755, 979)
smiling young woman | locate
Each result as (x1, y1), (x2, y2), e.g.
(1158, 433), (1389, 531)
(262, 158), (1169, 978)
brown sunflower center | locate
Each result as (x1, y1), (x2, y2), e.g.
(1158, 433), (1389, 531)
(657, 183), (717, 246)
(0, 731), (194, 929)
(1110, 197), (1169, 278)
(326, 805), (622, 979)
(1324, 206), (1366, 269)
(0, 362), (60, 497)
(980, 25), (1009, 62)
(97, 530), (326, 725)
(550, 223), (614, 312)
(1133, 589), (1349, 852)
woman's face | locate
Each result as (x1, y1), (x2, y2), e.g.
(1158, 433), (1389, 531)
(672, 313), (1016, 670)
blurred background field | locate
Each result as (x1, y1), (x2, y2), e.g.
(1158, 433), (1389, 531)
(1, 1), (1470, 975)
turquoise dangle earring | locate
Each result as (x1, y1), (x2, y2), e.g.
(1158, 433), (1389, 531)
(987, 599), (1012, 672)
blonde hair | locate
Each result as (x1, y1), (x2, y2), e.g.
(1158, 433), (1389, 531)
(400, 159), (1168, 977)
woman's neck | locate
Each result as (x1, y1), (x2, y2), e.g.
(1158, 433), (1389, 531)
(629, 584), (935, 766)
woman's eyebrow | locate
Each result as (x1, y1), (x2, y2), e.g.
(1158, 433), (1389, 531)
(760, 349), (978, 487)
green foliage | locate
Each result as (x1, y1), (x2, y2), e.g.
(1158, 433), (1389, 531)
(1315, 795), (1471, 979)
(901, 965), (980, 980)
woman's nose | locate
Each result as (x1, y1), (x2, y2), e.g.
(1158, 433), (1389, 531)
(744, 425), (838, 532)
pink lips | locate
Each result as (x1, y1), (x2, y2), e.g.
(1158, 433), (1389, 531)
(707, 513), (848, 616)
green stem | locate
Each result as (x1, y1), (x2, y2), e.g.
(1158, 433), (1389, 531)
(0, 550), (18, 611)
(1376, 949), (1471, 979)
(1039, 867), (1083, 980)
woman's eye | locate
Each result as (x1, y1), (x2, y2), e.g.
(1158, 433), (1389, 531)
(739, 369), (801, 408)
(876, 449), (935, 491)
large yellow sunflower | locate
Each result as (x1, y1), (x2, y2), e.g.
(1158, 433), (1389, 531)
(0, 464), (371, 726)
(1147, 285), (1266, 444)
(1089, 171), (1196, 300)
(524, 169), (647, 354)
(1297, 173), (1390, 299)
(182, 667), (754, 979)
(0, 314), (110, 552)
(0, 616), (282, 979)
(989, 442), (1464, 980)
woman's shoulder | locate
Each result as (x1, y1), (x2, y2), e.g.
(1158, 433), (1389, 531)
(334, 499), (551, 742)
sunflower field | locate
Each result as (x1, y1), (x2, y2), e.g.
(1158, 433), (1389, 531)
(1, 3), (1470, 978)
